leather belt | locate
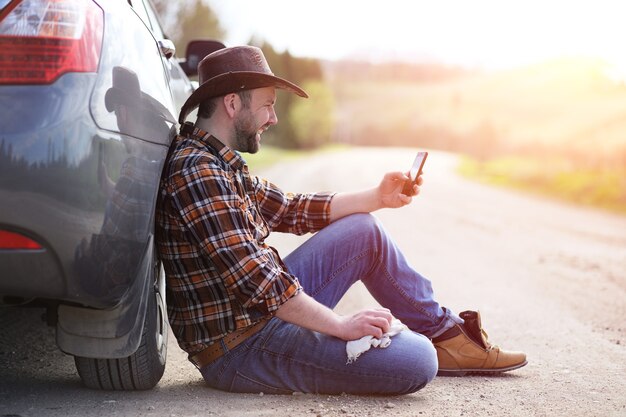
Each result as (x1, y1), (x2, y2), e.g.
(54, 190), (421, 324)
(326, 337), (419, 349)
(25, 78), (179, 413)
(189, 319), (268, 368)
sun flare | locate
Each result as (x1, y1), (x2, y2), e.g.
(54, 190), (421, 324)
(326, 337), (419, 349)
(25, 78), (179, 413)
(212, 0), (626, 74)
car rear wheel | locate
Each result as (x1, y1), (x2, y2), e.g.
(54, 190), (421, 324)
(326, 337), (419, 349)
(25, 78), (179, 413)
(74, 261), (168, 390)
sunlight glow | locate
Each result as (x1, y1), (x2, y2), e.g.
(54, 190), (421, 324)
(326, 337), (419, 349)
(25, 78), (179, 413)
(210, 0), (626, 72)
(205, 0), (626, 212)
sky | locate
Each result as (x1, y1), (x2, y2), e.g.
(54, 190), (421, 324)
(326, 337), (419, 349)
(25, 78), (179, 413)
(208, 0), (626, 72)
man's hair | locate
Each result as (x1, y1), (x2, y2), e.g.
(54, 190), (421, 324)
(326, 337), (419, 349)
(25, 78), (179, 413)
(197, 97), (218, 119)
(197, 90), (252, 120)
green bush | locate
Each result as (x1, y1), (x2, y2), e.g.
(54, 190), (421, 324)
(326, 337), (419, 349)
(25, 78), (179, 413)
(289, 81), (336, 149)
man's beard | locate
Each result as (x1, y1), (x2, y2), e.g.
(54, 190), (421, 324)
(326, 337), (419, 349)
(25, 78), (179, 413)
(233, 109), (264, 154)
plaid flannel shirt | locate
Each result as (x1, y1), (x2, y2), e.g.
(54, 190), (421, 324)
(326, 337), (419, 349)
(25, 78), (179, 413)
(156, 123), (334, 354)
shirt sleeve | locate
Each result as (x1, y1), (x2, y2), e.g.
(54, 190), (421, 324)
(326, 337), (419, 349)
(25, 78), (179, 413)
(169, 158), (301, 316)
(253, 176), (335, 235)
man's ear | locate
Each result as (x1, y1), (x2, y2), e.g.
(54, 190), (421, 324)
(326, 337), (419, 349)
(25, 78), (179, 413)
(223, 93), (239, 119)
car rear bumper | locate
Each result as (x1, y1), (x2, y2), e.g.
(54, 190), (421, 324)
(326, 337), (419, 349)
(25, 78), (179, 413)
(0, 246), (64, 301)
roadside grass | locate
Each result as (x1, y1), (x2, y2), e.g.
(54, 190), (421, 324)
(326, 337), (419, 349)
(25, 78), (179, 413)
(458, 155), (626, 215)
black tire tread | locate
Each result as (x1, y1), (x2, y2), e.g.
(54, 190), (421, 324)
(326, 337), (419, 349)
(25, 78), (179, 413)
(74, 286), (166, 390)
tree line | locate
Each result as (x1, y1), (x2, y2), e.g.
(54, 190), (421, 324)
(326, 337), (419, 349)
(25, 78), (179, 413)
(152, 0), (334, 149)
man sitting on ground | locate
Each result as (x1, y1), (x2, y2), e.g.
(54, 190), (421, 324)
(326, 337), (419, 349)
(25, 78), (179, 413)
(156, 45), (527, 395)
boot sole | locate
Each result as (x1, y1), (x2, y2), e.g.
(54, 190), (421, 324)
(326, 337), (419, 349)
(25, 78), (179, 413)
(437, 360), (528, 377)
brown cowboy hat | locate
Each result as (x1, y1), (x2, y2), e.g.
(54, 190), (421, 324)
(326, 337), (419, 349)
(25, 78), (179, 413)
(178, 45), (308, 124)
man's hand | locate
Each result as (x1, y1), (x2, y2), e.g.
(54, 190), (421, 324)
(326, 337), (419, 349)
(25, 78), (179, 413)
(329, 170), (424, 222)
(377, 171), (423, 209)
(276, 292), (394, 341)
(334, 308), (394, 341)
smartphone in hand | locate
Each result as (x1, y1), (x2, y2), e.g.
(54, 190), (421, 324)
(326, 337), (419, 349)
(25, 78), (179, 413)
(401, 151), (428, 196)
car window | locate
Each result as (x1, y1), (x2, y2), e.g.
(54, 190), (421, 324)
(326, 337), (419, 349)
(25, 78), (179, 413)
(129, 0), (153, 31)
(142, 0), (166, 41)
(130, 0), (167, 41)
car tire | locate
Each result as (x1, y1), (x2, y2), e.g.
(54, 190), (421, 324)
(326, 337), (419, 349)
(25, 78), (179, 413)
(74, 261), (168, 390)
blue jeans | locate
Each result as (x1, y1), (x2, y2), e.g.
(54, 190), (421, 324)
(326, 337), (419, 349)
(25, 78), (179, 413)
(200, 213), (461, 395)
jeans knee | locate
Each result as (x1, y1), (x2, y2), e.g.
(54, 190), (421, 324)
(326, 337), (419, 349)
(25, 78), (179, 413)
(340, 213), (386, 245)
(342, 212), (378, 229)
(410, 343), (438, 393)
(396, 335), (438, 394)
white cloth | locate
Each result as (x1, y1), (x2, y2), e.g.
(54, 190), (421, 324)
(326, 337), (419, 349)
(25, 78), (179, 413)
(345, 319), (409, 364)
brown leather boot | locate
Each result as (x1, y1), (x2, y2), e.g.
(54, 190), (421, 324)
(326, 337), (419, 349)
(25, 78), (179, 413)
(433, 310), (527, 376)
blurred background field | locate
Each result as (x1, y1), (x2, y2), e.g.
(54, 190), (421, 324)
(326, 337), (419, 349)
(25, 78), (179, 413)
(329, 58), (626, 160)
(153, 0), (626, 215)
(327, 58), (626, 214)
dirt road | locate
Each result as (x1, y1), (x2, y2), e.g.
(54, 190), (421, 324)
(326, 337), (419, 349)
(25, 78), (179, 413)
(1, 147), (625, 416)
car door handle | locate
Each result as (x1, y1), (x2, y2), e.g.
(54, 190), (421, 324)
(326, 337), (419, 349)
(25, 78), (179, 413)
(158, 39), (176, 60)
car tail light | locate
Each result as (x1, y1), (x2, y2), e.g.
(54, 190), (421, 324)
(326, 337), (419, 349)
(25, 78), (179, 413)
(0, 230), (43, 250)
(0, 0), (103, 85)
